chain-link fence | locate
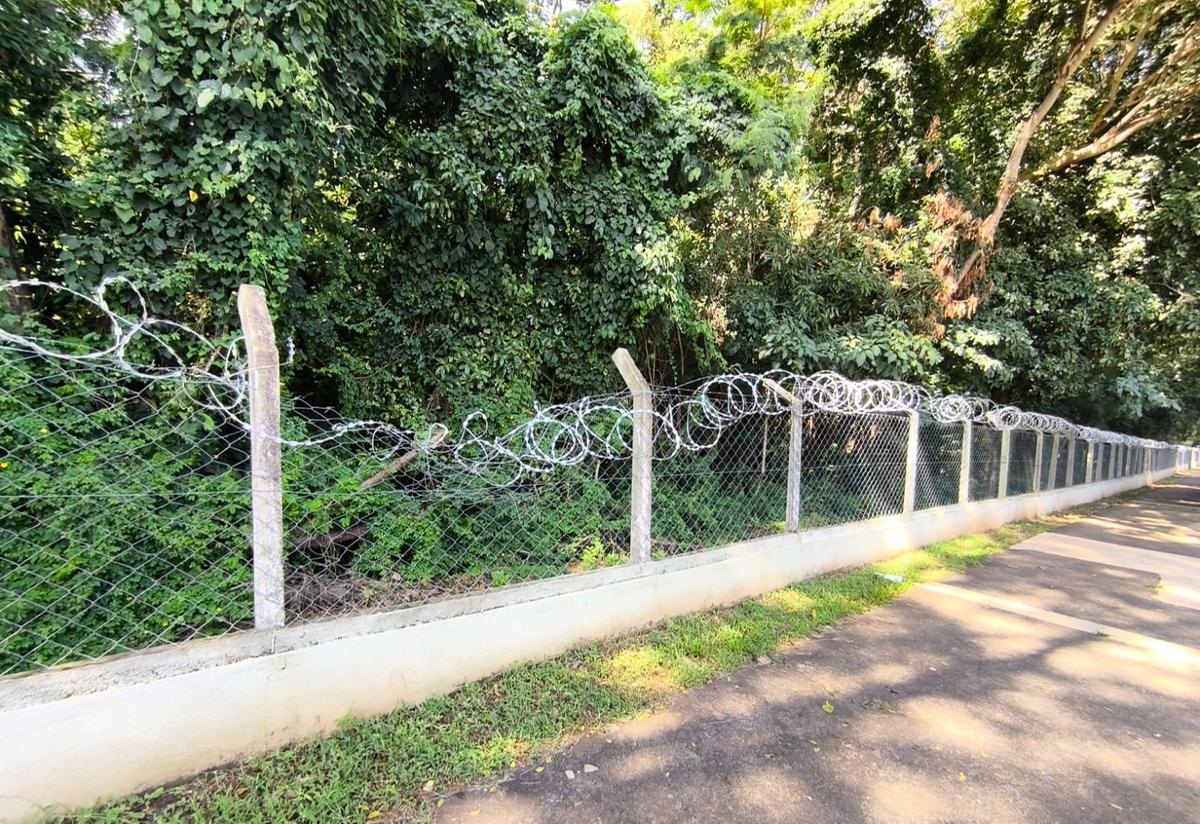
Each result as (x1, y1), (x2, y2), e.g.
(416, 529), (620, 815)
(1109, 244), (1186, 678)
(801, 411), (909, 527)
(2, 279), (1197, 677)
(1007, 429), (1038, 496)
(278, 401), (635, 623)
(651, 395), (787, 555)
(915, 416), (962, 510)
(1072, 441), (1088, 485)
(0, 350), (254, 675)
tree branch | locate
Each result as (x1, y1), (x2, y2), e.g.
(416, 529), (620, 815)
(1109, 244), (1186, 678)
(1028, 92), (1199, 177)
(950, 0), (1136, 297)
(1089, 4), (1165, 135)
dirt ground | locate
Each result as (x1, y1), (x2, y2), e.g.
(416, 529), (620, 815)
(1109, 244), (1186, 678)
(438, 476), (1200, 824)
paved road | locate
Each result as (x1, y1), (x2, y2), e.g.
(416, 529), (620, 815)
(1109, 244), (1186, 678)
(438, 475), (1200, 824)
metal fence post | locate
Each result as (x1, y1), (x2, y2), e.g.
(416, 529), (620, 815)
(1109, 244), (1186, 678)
(958, 420), (972, 504)
(1033, 431), (1044, 493)
(1047, 434), (1060, 491)
(1065, 438), (1076, 486)
(612, 348), (653, 564)
(997, 428), (1011, 499)
(237, 284), (285, 631)
(903, 412), (920, 513)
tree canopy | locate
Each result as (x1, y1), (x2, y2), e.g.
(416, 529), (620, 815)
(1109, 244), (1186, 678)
(2, 0), (1198, 439)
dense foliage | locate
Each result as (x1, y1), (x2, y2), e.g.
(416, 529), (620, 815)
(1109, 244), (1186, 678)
(1, 0), (1197, 670)
(4, 0), (1198, 436)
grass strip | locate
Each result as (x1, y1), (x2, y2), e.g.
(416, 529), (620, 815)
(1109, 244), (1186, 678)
(59, 503), (1116, 824)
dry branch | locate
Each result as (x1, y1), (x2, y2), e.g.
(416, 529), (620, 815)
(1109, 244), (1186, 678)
(358, 429), (448, 491)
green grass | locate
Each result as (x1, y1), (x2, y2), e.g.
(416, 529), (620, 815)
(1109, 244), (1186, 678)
(56, 504), (1113, 824)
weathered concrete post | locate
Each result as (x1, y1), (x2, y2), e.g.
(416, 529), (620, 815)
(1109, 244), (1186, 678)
(1032, 432), (1044, 493)
(763, 378), (804, 531)
(1065, 438), (1076, 486)
(238, 284), (285, 631)
(787, 400), (804, 529)
(903, 412), (920, 514)
(1144, 446), (1152, 485)
(1109, 442), (1118, 480)
(997, 429), (1012, 499)
(1085, 440), (1095, 484)
(1047, 435), (1060, 491)
(958, 421), (972, 504)
(612, 348), (653, 564)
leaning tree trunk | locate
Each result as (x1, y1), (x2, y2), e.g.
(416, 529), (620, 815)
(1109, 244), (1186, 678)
(950, 0), (1136, 301)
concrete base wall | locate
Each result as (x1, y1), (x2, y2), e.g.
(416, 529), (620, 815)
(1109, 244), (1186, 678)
(0, 469), (1172, 822)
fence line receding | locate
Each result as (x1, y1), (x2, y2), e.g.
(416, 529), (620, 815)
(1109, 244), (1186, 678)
(1, 279), (1196, 677)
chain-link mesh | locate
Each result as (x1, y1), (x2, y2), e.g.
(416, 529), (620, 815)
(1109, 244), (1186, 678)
(1054, 437), (1069, 488)
(1007, 429), (1038, 496)
(279, 399), (634, 622)
(651, 404), (787, 555)
(0, 352), (253, 675)
(915, 416), (961, 510)
(800, 411), (908, 526)
(968, 424), (1002, 501)
(1072, 441), (1088, 485)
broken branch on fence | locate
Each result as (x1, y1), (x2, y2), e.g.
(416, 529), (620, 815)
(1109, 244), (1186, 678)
(359, 429), (448, 491)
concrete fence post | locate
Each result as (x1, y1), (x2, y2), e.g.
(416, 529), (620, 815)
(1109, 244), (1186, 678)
(903, 412), (920, 513)
(1108, 443), (1118, 480)
(997, 429), (1011, 499)
(1047, 434), (1060, 491)
(787, 400), (804, 530)
(763, 379), (804, 532)
(1065, 438), (1076, 486)
(1033, 432), (1044, 493)
(612, 348), (653, 564)
(958, 420), (972, 504)
(1085, 441), (1095, 484)
(237, 284), (286, 631)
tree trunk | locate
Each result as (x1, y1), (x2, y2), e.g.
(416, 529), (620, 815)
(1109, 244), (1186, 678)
(0, 201), (32, 315)
(950, 0), (1135, 299)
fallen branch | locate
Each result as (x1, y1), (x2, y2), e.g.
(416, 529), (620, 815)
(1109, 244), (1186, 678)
(359, 429), (448, 491)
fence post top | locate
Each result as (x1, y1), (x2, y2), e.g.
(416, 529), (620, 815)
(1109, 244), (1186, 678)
(762, 377), (801, 407)
(611, 348), (651, 396)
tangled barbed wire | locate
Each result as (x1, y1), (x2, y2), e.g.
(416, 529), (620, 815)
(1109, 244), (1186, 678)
(0, 278), (1182, 489)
